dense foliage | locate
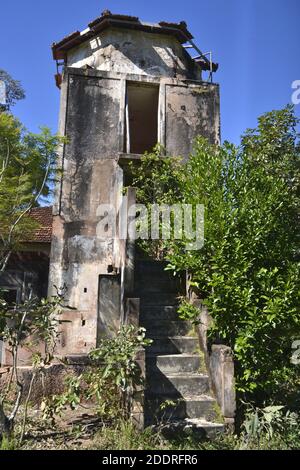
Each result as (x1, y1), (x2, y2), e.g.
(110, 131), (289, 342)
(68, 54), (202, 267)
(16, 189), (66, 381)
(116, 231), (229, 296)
(130, 106), (300, 402)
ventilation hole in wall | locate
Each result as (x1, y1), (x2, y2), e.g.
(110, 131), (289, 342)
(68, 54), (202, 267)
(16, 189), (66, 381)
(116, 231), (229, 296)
(84, 287), (87, 293)
(107, 264), (114, 273)
(82, 319), (86, 326)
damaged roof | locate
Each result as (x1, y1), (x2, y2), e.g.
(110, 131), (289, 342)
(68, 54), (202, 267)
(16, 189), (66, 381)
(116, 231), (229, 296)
(52, 10), (194, 60)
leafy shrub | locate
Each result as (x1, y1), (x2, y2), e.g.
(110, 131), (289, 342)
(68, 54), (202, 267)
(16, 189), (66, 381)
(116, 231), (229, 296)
(240, 403), (300, 449)
(42, 325), (151, 423)
(130, 106), (300, 403)
(0, 292), (64, 442)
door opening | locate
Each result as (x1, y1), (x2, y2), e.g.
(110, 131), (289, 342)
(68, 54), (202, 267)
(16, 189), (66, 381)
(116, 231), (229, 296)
(125, 83), (159, 155)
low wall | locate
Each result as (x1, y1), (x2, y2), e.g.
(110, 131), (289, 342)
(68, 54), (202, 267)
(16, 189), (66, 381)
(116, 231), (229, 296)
(0, 363), (85, 404)
(193, 299), (236, 426)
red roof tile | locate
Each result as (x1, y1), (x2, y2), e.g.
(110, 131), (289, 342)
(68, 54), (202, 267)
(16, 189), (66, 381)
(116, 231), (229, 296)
(27, 206), (53, 243)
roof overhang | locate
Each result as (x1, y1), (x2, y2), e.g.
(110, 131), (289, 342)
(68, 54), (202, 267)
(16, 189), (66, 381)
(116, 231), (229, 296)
(52, 11), (194, 61)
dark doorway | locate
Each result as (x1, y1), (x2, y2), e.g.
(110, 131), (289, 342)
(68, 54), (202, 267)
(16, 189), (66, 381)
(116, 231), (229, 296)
(125, 83), (159, 154)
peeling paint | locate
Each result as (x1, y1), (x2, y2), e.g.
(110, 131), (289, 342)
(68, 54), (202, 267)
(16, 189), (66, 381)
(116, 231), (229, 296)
(49, 27), (220, 356)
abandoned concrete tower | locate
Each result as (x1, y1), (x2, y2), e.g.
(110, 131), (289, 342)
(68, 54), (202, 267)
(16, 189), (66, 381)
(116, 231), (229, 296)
(48, 12), (233, 431)
(50, 11), (220, 351)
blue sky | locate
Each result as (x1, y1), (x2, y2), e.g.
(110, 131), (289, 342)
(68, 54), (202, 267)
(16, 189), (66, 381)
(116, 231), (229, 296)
(1, 0), (299, 144)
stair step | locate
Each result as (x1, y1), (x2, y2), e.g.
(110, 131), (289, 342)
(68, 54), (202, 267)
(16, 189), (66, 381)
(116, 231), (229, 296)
(147, 354), (202, 374)
(136, 273), (182, 292)
(140, 293), (180, 306)
(144, 320), (192, 337)
(140, 305), (179, 321)
(136, 283), (180, 295)
(145, 395), (217, 421)
(147, 373), (210, 397)
(135, 259), (223, 433)
(153, 419), (224, 440)
(135, 260), (169, 275)
(147, 336), (199, 355)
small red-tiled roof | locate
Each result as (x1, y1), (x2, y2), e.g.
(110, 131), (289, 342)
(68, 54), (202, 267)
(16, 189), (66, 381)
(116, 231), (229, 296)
(27, 206), (53, 243)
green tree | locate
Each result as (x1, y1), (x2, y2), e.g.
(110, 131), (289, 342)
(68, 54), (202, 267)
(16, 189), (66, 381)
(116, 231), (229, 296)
(0, 112), (63, 271)
(0, 69), (25, 111)
(130, 106), (300, 402)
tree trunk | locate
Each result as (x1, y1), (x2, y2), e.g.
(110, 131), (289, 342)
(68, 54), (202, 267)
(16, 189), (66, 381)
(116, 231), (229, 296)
(0, 250), (12, 273)
(0, 402), (12, 439)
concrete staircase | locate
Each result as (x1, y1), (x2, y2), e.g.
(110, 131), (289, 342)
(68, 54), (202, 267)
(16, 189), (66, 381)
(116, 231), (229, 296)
(135, 260), (224, 438)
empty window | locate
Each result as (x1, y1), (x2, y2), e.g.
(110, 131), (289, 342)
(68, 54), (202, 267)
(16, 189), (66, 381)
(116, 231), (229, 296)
(125, 83), (159, 154)
(2, 288), (19, 306)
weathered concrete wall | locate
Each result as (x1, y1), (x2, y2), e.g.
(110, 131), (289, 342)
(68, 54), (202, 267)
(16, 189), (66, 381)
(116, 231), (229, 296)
(193, 300), (236, 425)
(49, 41), (220, 356)
(0, 364), (86, 404)
(49, 69), (125, 354)
(0, 337), (46, 367)
(166, 82), (220, 158)
(209, 345), (236, 426)
(67, 28), (201, 81)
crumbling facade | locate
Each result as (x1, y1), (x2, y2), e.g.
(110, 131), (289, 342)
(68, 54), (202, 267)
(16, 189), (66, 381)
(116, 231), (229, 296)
(1, 12), (236, 431)
(49, 12), (220, 357)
